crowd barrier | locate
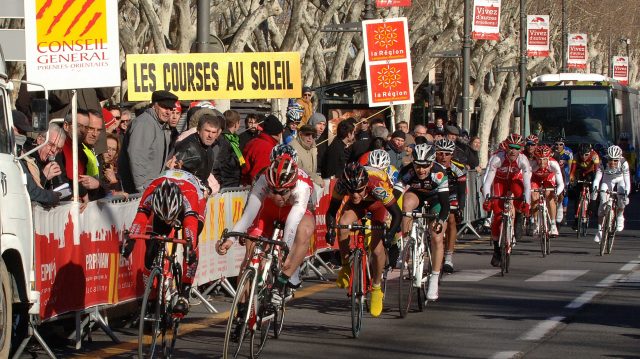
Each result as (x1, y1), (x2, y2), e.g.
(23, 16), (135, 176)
(457, 170), (487, 238)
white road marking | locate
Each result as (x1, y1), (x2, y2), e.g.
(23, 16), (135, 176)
(519, 316), (565, 341)
(596, 273), (624, 287)
(441, 269), (500, 282)
(490, 351), (521, 359)
(565, 290), (601, 309)
(619, 257), (640, 271)
(618, 270), (640, 285)
(525, 270), (588, 282)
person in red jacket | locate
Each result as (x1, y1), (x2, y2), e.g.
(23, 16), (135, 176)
(241, 115), (284, 184)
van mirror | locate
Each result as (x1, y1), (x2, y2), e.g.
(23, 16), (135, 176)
(513, 97), (523, 118)
(614, 98), (623, 116)
(30, 98), (49, 132)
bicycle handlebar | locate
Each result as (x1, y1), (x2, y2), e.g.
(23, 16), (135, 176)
(128, 233), (188, 245)
(331, 224), (387, 231)
(486, 196), (525, 201)
(402, 211), (438, 219)
(531, 187), (557, 193)
(575, 180), (592, 185)
(596, 189), (626, 196)
(221, 229), (289, 250)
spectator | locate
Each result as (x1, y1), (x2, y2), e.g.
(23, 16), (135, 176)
(468, 136), (482, 172)
(434, 117), (445, 132)
(100, 133), (124, 196)
(350, 117), (387, 162)
(169, 101), (183, 150)
(321, 119), (355, 179)
(20, 125), (67, 206)
(80, 110), (106, 200)
(173, 114), (223, 189)
(102, 107), (119, 134)
(386, 130), (406, 169)
(239, 113), (260, 150)
(309, 113), (328, 169)
(296, 86), (314, 125)
(356, 118), (372, 142)
(177, 106), (222, 144)
(242, 114), (283, 184)
(116, 109), (132, 142)
(413, 124), (433, 143)
(11, 110), (35, 154)
(215, 110), (245, 188)
(119, 90), (176, 193)
(291, 124), (323, 188)
(433, 127), (446, 141)
(446, 125), (470, 165)
(397, 121), (414, 167)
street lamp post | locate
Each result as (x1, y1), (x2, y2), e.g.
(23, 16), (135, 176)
(462, 0), (472, 132)
(519, 0), (527, 134)
(561, 0), (568, 72)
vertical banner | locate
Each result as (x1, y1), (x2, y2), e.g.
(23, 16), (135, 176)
(362, 17), (414, 107)
(613, 56), (629, 85)
(376, 0), (412, 6)
(527, 15), (550, 57)
(568, 33), (588, 69)
(472, 0), (502, 41)
(23, 0), (121, 91)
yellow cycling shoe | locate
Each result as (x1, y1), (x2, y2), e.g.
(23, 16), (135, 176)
(336, 265), (350, 289)
(369, 285), (383, 317)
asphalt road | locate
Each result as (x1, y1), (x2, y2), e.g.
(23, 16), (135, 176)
(20, 196), (640, 359)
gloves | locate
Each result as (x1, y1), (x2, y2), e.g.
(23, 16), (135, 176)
(325, 230), (336, 246)
(521, 203), (530, 217)
(482, 200), (492, 212)
(454, 209), (464, 224)
(383, 231), (396, 249)
(186, 240), (197, 265)
(120, 230), (135, 258)
(432, 219), (445, 234)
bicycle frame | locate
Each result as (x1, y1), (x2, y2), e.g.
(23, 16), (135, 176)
(575, 180), (592, 238)
(532, 187), (555, 257)
(597, 189), (621, 256)
(488, 195), (523, 276)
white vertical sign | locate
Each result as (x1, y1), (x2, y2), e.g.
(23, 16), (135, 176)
(612, 56), (629, 85)
(472, 0), (502, 41)
(567, 33), (588, 70)
(527, 15), (550, 57)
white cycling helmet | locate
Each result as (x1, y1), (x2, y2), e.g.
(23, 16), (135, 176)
(368, 149), (390, 169)
(435, 138), (456, 153)
(152, 180), (183, 223)
(607, 145), (623, 160)
(413, 143), (436, 165)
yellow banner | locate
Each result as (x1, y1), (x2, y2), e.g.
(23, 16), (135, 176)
(126, 52), (302, 101)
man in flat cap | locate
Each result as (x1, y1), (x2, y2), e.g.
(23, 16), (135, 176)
(119, 90), (177, 193)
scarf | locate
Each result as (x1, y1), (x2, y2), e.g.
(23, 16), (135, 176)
(224, 132), (246, 166)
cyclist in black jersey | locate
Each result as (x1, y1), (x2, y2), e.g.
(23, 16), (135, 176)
(394, 144), (450, 301)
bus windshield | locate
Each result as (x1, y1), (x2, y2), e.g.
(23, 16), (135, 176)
(528, 88), (612, 145)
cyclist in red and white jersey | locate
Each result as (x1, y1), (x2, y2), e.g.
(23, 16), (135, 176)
(524, 134), (539, 161)
(482, 134), (532, 267)
(217, 148), (315, 306)
(530, 145), (564, 237)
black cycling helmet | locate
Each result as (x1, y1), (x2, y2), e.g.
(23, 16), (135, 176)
(341, 162), (369, 193)
(578, 143), (592, 155)
(152, 180), (183, 223)
(413, 143), (436, 165)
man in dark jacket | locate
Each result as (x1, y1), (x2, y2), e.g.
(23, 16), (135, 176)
(215, 110), (244, 188)
(242, 115), (283, 184)
(173, 114), (222, 187)
(321, 119), (355, 179)
(239, 113), (260, 150)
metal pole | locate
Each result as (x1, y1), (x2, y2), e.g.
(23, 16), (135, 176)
(608, 36), (612, 77)
(196, 0), (210, 53)
(519, 0), (527, 134)
(462, 0), (472, 132)
(561, 0), (568, 72)
(364, 0), (375, 20)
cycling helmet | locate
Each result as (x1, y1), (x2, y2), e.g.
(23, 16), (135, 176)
(525, 134), (539, 145)
(435, 138), (456, 153)
(534, 145), (552, 158)
(286, 100), (304, 122)
(555, 136), (565, 144)
(413, 143), (436, 165)
(270, 144), (299, 163)
(606, 145), (623, 160)
(266, 154), (298, 189)
(500, 133), (525, 150)
(341, 162), (369, 193)
(578, 143), (592, 155)
(152, 180), (183, 223)
(368, 149), (390, 169)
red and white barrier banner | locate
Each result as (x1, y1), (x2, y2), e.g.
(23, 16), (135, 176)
(471, 0), (501, 41)
(527, 15), (549, 57)
(568, 33), (588, 69)
(376, 0), (411, 7)
(612, 56), (629, 85)
(362, 17), (414, 107)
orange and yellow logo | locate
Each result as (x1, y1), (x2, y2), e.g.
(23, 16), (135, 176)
(36, 0), (107, 43)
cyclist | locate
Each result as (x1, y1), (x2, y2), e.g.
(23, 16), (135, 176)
(524, 134), (539, 161)
(217, 152), (315, 306)
(367, 149), (400, 184)
(434, 139), (466, 273)
(482, 133), (532, 267)
(569, 143), (600, 230)
(530, 145), (564, 237)
(121, 169), (209, 316)
(325, 162), (401, 317)
(395, 143), (450, 300)
(552, 137), (573, 227)
(592, 145), (630, 242)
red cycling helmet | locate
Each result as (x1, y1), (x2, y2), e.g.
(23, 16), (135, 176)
(500, 133), (525, 150)
(525, 134), (539, 146)
(266, 154), (298, 189)
(534, 145), (552, 158)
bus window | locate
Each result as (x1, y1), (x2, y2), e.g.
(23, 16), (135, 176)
(528, 89), (568, 143)
(568, 89), (610, 145)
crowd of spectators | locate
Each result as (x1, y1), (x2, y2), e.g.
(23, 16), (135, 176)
(13, 88), (482, 209)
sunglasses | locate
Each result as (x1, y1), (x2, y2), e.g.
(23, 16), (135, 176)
(609, 159), (620, 163)
(414, 162), (432, 169)
(437, 152), (453, 157)
(555, 142), (564, 146)
(508, 144), (522, 150)
(303, 93), (312, 97)
(348, 186), (367, 194)
(270, 188), (291, 196)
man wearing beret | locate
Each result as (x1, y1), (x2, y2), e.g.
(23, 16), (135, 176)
(119, 90), (176, 193)
(241, 115), (284, 185)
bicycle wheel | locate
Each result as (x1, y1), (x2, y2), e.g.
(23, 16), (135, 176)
(538, 208), (547, 258)
(350, 249), (364, 338)
(599, 207), (612, 256)
(499, 223), (507, 276)
(606, 210), (617, 255)
(576, 198), (584, 239)
(398, 239), (415, 318)
(544, 207), (551, 255)
(250, 283), (273, 358)
(419, 240), (433, 310)
(138, 267), (164, 359)
(273, 299), (286, 339)
(163, 265), (182, 358)
(223, 268), (256, 359)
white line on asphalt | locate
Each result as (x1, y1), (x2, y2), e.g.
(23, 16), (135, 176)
(525, 270), (589, 282)
(519, 316), (565, 341)
(619, 257), (640, 271)
(490, 351), (522, 359)
(619, 271), (640, 285)
(441, 269), (500, 281)
(596, 273), (625, 287)
(565, 290), (601, 309)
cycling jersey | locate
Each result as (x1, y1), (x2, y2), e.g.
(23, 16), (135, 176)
(531, 158), (564, 195)
(553, 147), (574, 183)
(593, 158), (631, 197)
(570, 150), (600, 182)
(395, 162), (450, 221)
(482, 151), (532, 204)
(441, 160), (466, 210)
(358, 151), (400, 185)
